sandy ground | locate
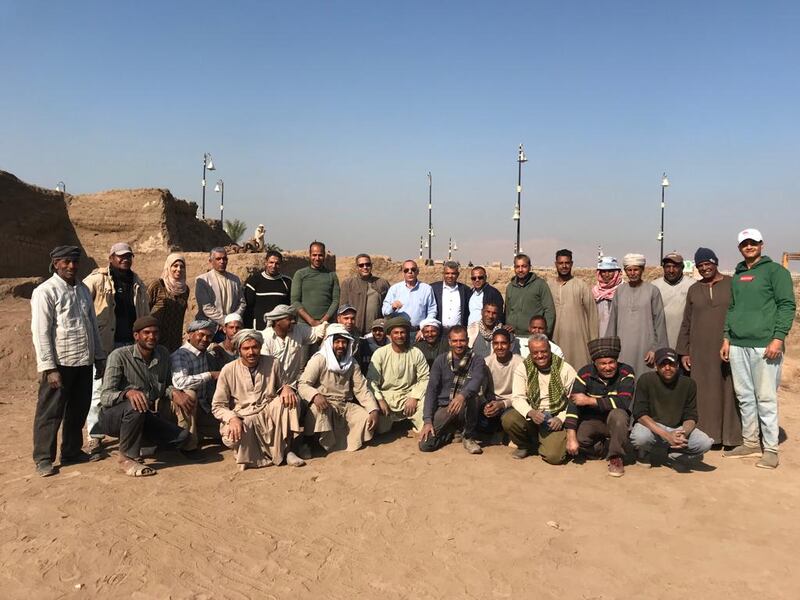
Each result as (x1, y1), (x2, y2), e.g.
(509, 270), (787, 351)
(2, 301), (800, 599)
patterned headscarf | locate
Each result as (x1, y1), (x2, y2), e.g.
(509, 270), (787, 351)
(162, 253), (187, 297)
(592, 269), (623, 302)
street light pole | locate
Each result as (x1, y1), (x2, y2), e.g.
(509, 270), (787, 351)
(659, 172), (669, 260)
(419, 235), (423, 261)
(201, 152), (215, 219)
(214, 180), (225, 223)
(512, 144), (527, 257)
(427, 172), (433, 265)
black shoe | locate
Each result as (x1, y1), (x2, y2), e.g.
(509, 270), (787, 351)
(60, 451), (93, 465)
(36, 460), (57, 477)
(179, 448), (205, 462)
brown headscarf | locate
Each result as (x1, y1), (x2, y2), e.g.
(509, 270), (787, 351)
(162, 253), (187, 297)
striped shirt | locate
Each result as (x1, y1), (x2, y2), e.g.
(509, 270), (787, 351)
(564, 363), (635, 430)
(243, 272), (292, 329)
(171, 342), (216, 411)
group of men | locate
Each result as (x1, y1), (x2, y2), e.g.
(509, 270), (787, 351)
(30, 227), (795, 478)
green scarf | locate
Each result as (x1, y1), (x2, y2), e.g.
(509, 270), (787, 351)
(524, 353), (567, 414)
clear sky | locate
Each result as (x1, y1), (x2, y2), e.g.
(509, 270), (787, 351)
(1, 1), (798, 268)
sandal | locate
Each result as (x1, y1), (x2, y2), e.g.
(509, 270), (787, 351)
(121, 458), (156, 477)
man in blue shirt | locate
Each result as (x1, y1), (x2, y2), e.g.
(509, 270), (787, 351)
(382, 260), (437, 329)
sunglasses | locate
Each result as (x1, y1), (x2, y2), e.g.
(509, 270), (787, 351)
(403, 268), (417, 273)
(357, 262), (372, 268)
(471, 275), (485, 281)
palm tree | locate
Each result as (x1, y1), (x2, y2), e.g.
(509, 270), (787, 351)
(224, 219), (247, 244)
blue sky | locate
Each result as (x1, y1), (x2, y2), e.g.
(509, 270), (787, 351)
(1, 1), (798, 268)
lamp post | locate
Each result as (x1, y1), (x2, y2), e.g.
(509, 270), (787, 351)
(659, 172), (669, 260)
(55, 181), (66, 195)
(201, 152), (215, 219)
(447, 238), (458, 261)
(419, 235), (424, 261)
(512, 144), (527, 257)
(426, 171), (433, 265)
(214, 179), (225, 222)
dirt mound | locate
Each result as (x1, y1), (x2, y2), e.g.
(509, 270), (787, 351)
(0, 171), (85, 278)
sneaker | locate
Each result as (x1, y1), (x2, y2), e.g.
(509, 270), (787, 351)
(511, 447), (529, 460)
(608, 457), (624, 477)
(36, 460), (56, 477)
(756, 451), (779, 470)
(723, 445), (762, 459)
(462, 438), (483, 455)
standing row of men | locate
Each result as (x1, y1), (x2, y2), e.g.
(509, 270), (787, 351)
(30, 226), (795, 477)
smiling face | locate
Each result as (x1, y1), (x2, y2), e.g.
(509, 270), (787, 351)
(239, 339), (261, 368)
(111, 252), (133, 271)
(481, 304), (499, 328)
(402, 261), (419, 285)
(514, 257), (531, 280)
(662, 260), (683, 284)
(134, 325), (159, 351)
(337, 310), (356, 333)
(309, 243), (326, 269)
(389, 326), (408, 348)
(491, 333), (511, 361)
(528, 339), (552, 370)
(443, 266), (459, 287)
(188, 328), (214, 352)
(54, 257), (79, 283)
(448, 329), (468, 358)
(169, 260), (185, 280)
(332, 336), (349, 360)
(594, 357), (618, 379)
(421, 325), (440, 344)
(371, 327), (386, 344)
(528, 317), (547, 336)
(470, 267), (486, 290)
(738, 239), (763, 262)
(696, 260), (718, 282)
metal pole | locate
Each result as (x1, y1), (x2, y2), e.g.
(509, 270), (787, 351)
(448, 237), (452, 261)
(202, 155), (207, 220)
(427, 172), (432, 265)
(660, 181), (665, 260)
(419, 235), (423, 261)
(220, 182), (225, 223)
(516, 157), (522, 255)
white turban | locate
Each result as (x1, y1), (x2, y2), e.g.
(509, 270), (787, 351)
(622, 253), (646, 267)
(419, 317), (442, 330)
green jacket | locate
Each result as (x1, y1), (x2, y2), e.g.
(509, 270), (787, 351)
(724, 255), (796, 347)
(504, 273), (556, 336)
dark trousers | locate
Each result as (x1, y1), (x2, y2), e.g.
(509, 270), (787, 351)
(419, 395), (480, 452)
(32, 365), (93, 464)
(98, 401), (186, 459)
(576, 409), (630, 459)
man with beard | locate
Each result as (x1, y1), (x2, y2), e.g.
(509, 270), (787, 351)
(652, 252), (694, 349)
(367, 317), (429, 435)
(505, 253), (555, 339)
(340, 254), (389, 335)
(260, 304), (326, 387)
(358, 318), (389, 375)
(419, 326), (486, 454)
(605, 253), (668, 376)
(549, 249), (598, 368)
(467, 302), (514, 359)
(299, 325), (381, 453)
(676, 248), (741, 448)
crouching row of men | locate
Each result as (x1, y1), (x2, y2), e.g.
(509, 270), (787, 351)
(419, 328), (713, 477)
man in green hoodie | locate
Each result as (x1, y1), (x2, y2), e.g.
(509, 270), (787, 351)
(505, 254), (556, 340)
(721, 228), (796, 469)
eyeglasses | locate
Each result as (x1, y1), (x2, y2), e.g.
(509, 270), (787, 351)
(403, 268), (417, 273)
(471, 275), (485, 281)
(357, 262), (372, 268)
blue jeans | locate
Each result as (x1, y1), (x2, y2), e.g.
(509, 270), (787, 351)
(630, 422), (713, 460)
(729, 345), (782, 453)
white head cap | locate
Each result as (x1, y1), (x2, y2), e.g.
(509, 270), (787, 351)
(737, 228), (763, 244)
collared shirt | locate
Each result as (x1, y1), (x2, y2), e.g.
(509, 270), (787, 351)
(382, 280), (437, 328)
(440, 283), (462, 328)
(100, 344), (174, 408)
(171, 342), (215, 410)
(467, 287), (484, 325)
(31, 274), (105, 372)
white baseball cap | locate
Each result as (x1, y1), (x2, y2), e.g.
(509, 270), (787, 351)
(737, 228), (763, 244)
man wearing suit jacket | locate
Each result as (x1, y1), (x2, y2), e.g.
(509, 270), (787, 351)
(431, 261), (470, 330)
(466, 265), (505, 325)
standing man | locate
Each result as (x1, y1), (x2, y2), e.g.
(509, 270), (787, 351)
(722, 228), (795, 469)
(652, 252), (694, 349)
(291, 241), (340, 326)
(31, 246), (106, 477)
(382, 260), (437, 330)
(565, 337), (635, 477)
(606, 253), (668, 377)
(419, 326), (486, 454)
(505, 253), (555, 339)
(549, 249), (598, 369)
(431, 261), (470, 330)
(367, 317), (430, 434)
(592, 256), (623, 336)
(83, 242), (150, 458)
(195, 247), (245, 330)
(676, 248), (741, 448)
(466, 266), (504, 325)
(340, 253), (389, 336)
(243, 250), (292, 330)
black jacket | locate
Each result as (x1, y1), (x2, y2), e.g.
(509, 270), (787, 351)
(467, 283), (505, 324)
(430, 281), (470, 328)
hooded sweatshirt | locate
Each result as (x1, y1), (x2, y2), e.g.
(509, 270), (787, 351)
(724, 255), (796, 347)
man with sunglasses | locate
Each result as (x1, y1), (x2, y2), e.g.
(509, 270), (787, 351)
(721, 228), (795, 469)
(340, 253), (389, 336)
(382, 260), (437, 330)
(466, 266), (504, 325)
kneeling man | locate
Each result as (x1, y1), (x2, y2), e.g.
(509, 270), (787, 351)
(299, 325), (380, 452)
(502, 334), (576, 464)
(565, 337), (635, 477)
(212, 329), (305, 469)
(631, 348), (713, 470)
